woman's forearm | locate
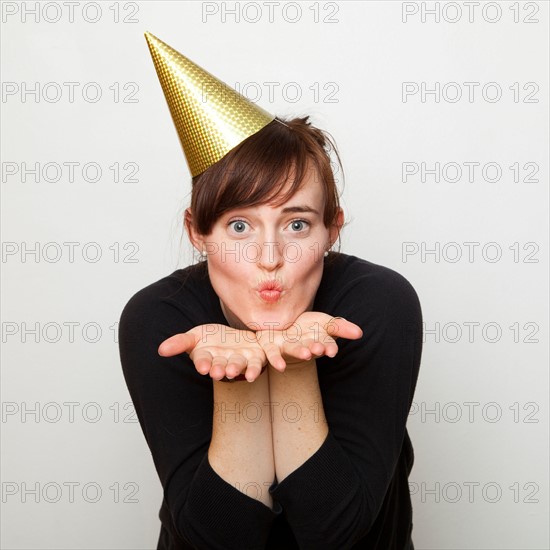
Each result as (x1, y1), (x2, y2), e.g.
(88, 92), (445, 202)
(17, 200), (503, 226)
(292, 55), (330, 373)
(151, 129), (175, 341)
(268, 360), (329, 483)
(209, 368), (275, 509)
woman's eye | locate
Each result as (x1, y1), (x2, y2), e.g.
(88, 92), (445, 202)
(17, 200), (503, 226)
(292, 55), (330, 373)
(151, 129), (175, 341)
(229, 220), (248, 233)
(228, 219), (309, 234)
(289, 219), (309, 232)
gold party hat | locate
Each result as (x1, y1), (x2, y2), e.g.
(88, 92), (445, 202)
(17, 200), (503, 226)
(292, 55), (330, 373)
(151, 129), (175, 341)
(144, 31), (276, 177)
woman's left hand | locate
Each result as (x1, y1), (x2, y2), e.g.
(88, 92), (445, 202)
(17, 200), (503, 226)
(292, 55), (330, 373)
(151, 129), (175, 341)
(255, 312), (363, 372)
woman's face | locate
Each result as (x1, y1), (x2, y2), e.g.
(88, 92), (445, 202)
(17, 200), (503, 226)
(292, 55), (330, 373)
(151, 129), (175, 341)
(190, 167), (343, 332)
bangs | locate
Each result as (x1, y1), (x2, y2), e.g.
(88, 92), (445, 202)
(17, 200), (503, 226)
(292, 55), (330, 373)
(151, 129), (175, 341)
(216, 119), (314, 211)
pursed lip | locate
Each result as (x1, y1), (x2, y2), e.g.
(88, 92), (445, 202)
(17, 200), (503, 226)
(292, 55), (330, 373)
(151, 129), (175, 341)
(257, 279), (283, 292)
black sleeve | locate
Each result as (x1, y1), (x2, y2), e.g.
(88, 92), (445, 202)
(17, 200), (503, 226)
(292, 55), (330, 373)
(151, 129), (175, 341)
(268, 268), (423, 549)
(118, 283), (281, 549)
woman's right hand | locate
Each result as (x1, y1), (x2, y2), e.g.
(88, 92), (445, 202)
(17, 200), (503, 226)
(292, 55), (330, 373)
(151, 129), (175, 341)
(158, 324), (268, 382)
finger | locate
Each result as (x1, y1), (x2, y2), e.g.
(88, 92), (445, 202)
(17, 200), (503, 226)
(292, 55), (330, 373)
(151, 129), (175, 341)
(282, 340), (313, 362)
(324, 317), (363, 341)
(158, 332), (198, 357)
(322, 336), (339, 358)
(191, 349), (214, 375)
(261, 343), (287, 372)
(210, 356), (228, 381)
(296, 337), (339, 359)
(225, 354), (247, 379)
(301, 337), (325, 356)
(305, 330), (339, 357)
(245, 356), (265, 382)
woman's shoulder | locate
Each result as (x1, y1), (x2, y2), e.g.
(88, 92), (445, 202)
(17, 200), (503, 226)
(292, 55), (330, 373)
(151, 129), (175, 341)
(324, 251), (419, 294)
(119, 262), (211, 322)
(319, 252), (422, 315)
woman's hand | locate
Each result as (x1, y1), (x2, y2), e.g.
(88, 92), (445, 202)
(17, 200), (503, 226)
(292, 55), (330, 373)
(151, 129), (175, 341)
(255, 312), (363, 373)
(158, 324), (268, 382)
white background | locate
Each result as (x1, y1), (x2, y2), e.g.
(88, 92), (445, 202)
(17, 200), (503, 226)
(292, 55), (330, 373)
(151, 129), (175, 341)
(1, 1), (548, 549)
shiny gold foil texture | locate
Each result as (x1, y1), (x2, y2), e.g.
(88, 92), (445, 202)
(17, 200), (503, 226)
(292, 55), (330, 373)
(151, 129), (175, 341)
(144, 31), (276, 177)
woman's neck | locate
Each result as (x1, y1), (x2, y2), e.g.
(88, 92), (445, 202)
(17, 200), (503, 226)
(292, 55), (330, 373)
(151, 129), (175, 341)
(219, 299), (249, 331)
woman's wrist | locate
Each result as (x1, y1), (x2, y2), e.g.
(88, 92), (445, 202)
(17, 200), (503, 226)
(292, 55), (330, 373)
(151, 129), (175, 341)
(268, 358), (317, 374)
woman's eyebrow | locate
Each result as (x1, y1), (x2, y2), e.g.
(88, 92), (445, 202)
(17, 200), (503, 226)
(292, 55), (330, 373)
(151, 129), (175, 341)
(226, 205), (320, 218)
(280, 205), (320, 215)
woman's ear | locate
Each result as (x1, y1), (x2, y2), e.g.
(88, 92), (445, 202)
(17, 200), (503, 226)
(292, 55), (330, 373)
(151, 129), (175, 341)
(329, 207), (344, 248)
(184, 208), (204, 253)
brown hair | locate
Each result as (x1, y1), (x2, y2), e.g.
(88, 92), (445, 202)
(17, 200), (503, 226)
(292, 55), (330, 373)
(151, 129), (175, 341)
(185, 115), (346, 257)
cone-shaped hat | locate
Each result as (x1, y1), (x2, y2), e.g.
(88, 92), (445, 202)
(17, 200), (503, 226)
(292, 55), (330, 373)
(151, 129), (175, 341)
(144, 31), (276, 177)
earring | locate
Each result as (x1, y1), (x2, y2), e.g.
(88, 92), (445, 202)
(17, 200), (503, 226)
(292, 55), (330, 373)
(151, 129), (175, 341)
(324, 250), (329, 257)
(201, 248), (207, 258)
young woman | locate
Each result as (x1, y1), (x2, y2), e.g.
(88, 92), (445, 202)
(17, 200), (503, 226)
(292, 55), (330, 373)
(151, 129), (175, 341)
(118, 115), (423, 549)
(120, 31), (422, 549)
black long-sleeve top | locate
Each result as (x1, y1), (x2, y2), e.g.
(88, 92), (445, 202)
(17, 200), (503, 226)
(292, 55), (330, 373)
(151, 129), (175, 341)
(118, 252), (423, 549)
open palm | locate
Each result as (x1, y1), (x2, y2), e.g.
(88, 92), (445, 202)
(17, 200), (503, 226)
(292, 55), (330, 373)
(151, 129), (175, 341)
(158, 324), (267, 382)
(255, 312), (363, 372)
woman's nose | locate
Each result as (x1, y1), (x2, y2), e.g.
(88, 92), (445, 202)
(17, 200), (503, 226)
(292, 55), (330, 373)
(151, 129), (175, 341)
(257, 239), (284, 270)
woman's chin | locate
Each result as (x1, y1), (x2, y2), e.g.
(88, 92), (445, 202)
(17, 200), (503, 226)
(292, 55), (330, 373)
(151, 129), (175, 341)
(244, 310), (303, 332)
